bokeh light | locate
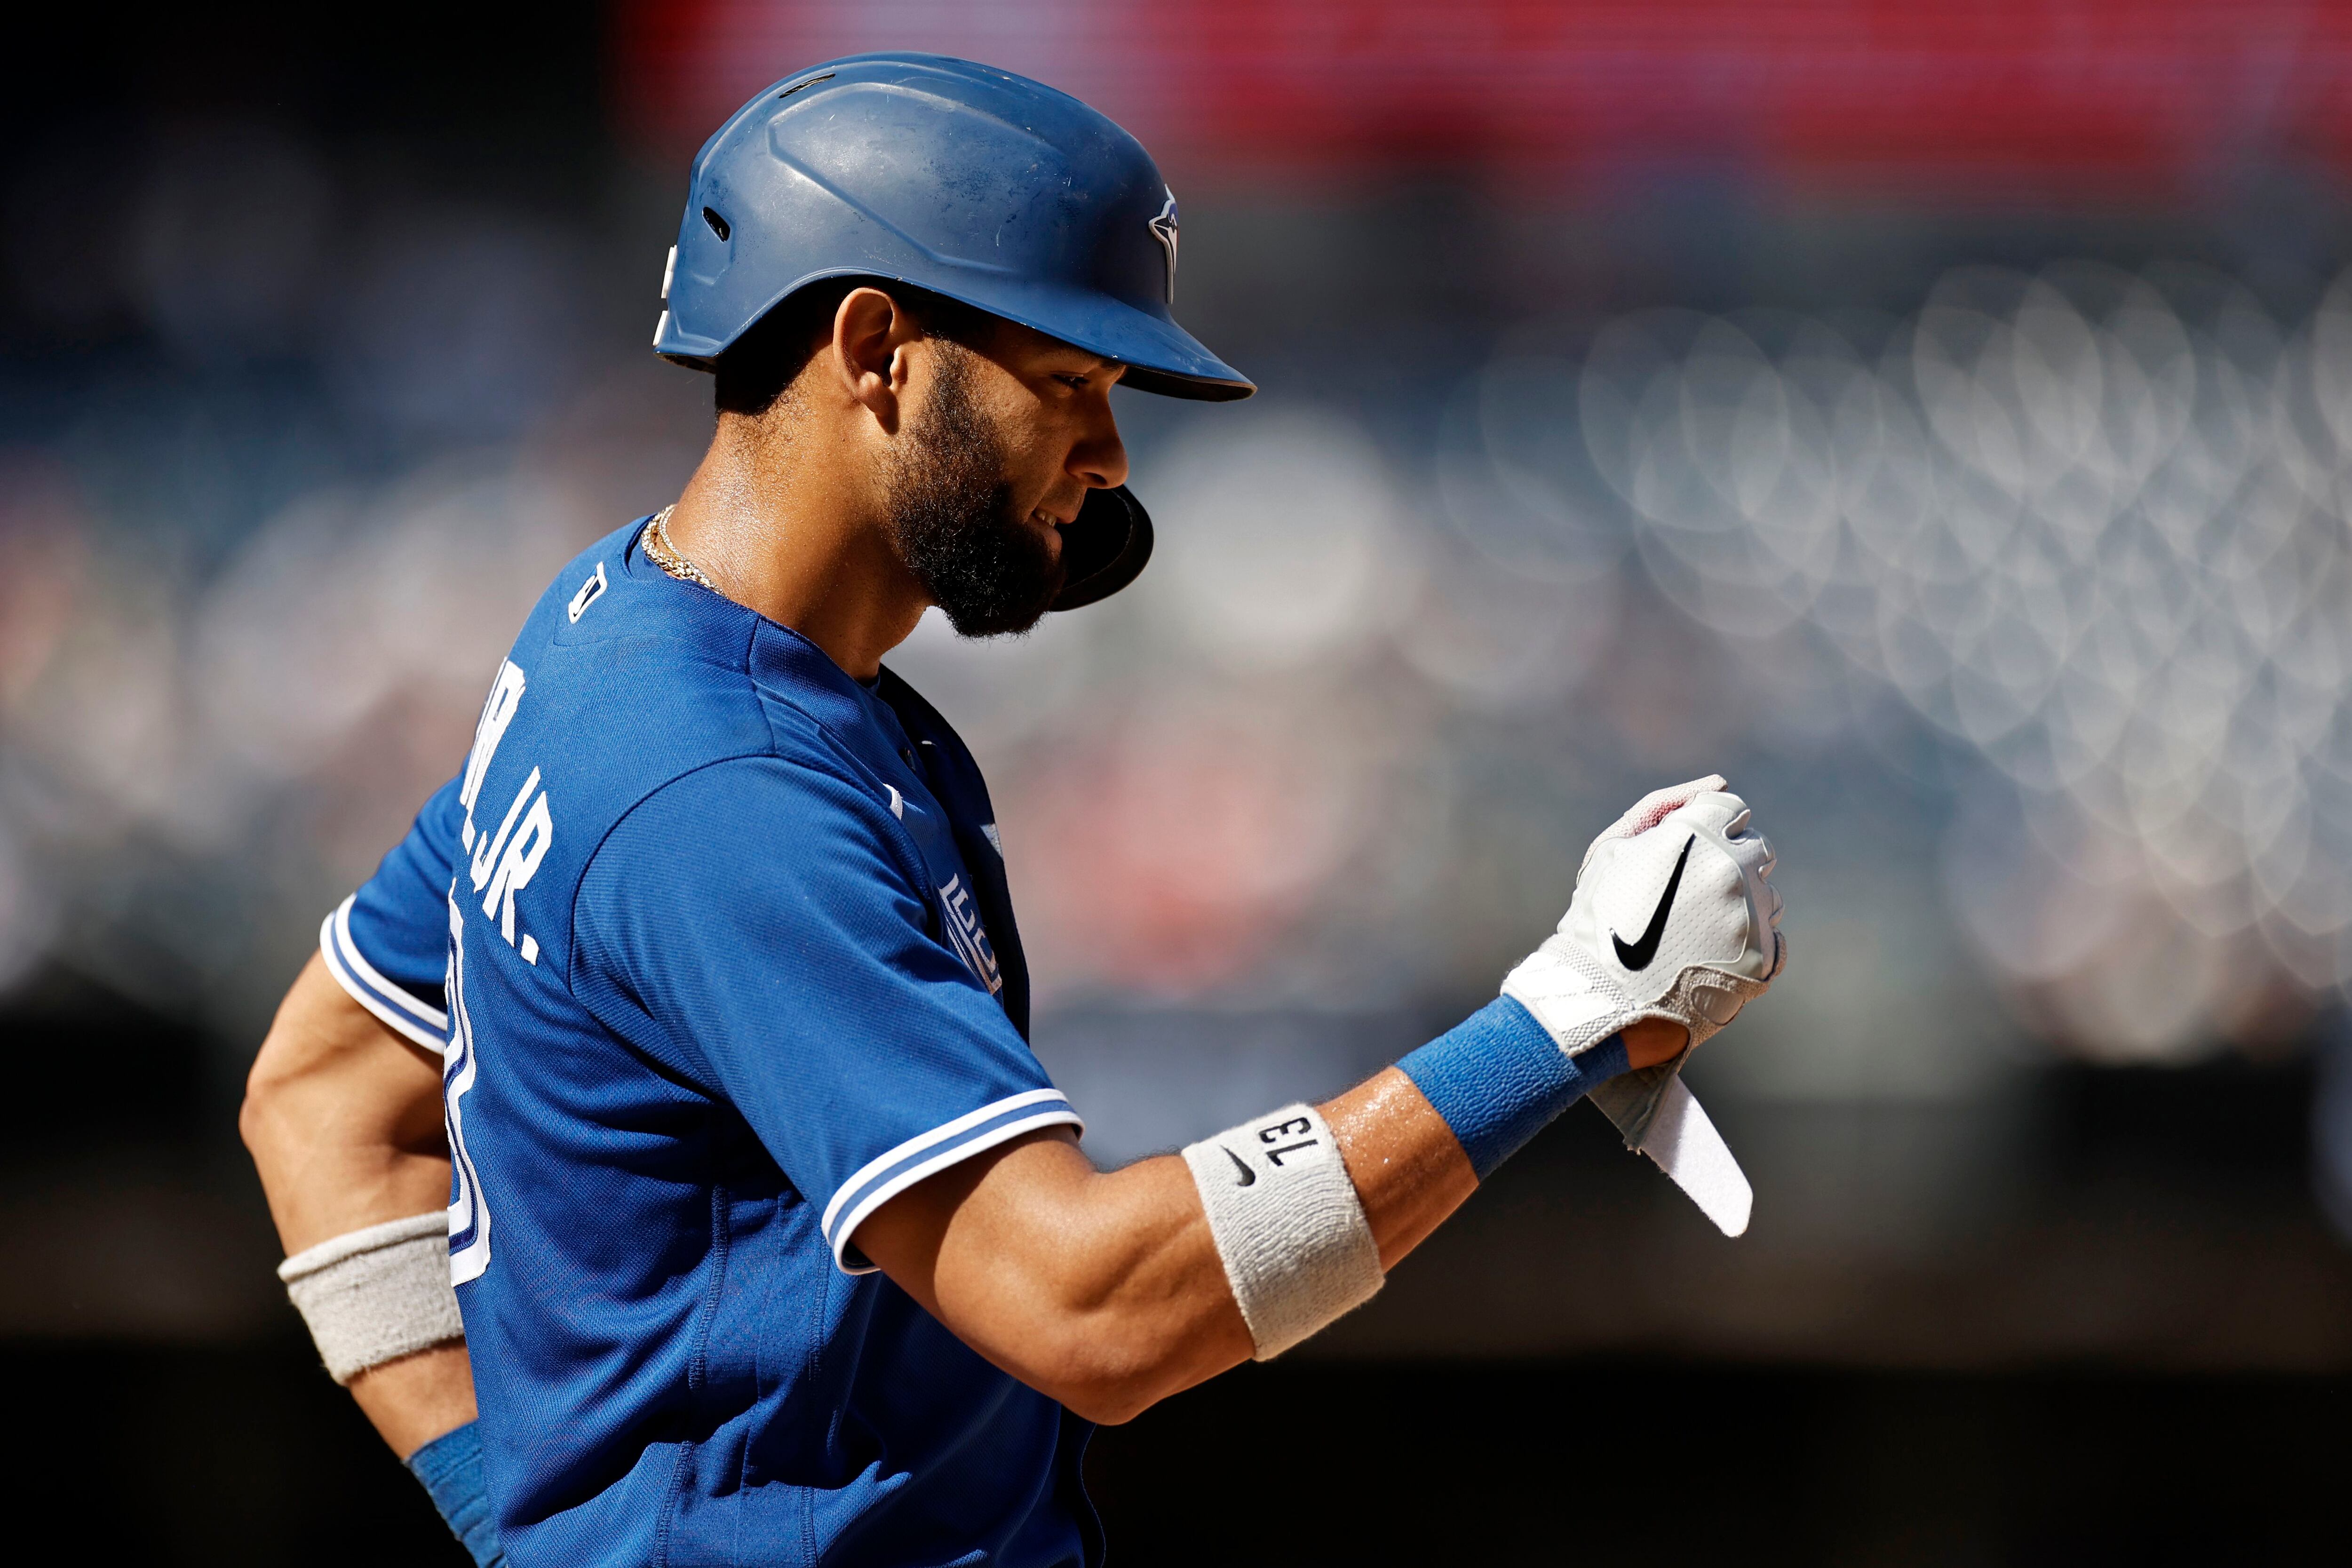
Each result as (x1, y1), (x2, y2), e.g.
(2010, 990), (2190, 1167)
(1545, 263), (2352, 1055)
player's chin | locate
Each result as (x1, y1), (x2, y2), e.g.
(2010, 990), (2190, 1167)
(932, 535), (1066, 637)
(943, 588), (1060, 639)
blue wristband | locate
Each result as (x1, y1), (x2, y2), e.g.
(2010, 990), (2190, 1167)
(405, 1420), (508, 1568)
(1398, 996), (1631, 1180)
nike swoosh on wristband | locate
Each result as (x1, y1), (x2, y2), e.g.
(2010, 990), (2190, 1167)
(1612, 834), (1696, 971)
(1223, 1147), (1256, 1186)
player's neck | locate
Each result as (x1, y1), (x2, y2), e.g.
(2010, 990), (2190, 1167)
(663, 411), (926, 682)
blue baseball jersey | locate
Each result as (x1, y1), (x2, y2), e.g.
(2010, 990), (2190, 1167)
(320, 519), (1100, 1568)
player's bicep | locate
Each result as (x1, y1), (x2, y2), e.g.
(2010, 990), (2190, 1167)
(243, 952), (453, 1253)
(849, 1123), (1089, 1306)
(250, 955), (445, 1139)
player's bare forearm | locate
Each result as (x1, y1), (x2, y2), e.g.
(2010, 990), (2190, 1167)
(340, 1344), (477, 1457)
(240, 952), (475, 1452)
(858, 1020), (1688, 1424)
(860, 1129), (1255, 1424)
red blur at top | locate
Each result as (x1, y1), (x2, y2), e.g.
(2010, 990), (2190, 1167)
(612, 0), (2352, 199)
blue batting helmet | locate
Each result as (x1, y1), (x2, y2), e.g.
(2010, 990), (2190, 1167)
(653, 52), (1252, 403)
(652, 53), (1251, 609)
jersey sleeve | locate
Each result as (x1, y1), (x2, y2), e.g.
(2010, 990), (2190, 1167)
(572, 756), (1081, 1273)
(319, 773), (463, 1051)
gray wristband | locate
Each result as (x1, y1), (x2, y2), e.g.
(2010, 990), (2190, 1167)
(278, 1212), (465, 1384)
(1181, 1103), (1383, 1360)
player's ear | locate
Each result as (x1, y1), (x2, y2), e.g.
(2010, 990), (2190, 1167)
(831, 287), (917, 435)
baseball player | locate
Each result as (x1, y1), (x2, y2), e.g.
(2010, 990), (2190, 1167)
(241, 53), (1786, 1568)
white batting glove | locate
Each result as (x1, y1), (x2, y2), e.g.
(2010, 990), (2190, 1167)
(1501, 778), (1788, 1235)
(1504, 778), (1785, 1055)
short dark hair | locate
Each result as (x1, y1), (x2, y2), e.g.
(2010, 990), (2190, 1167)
(712, 279), (999, 417)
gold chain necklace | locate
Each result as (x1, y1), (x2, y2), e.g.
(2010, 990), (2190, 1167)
(642, 504), (720, 592)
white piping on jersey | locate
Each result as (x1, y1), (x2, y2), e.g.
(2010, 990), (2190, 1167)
(821, 1088), (1080, 1244)
(823, 1095), (1086, 1275)
(886, 785), (904, 820)
(318, 896), (449, 1051)
(444, 893), (493, 1285)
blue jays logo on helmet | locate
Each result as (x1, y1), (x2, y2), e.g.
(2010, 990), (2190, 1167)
(1149, 188), (1179, 305)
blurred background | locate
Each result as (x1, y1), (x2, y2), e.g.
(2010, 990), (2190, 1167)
(8, 2), (2352, 1562)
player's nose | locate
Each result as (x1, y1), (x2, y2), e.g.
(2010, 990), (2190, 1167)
(1067, 406), (1129, 492)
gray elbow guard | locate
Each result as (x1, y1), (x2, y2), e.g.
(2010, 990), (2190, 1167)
(1181, 1104), (1383, 1360)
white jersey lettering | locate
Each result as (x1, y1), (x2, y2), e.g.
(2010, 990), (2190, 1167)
(938, 875), (1003, 995)
(483, 790), (554, 950)
(460, 661), (527, 853)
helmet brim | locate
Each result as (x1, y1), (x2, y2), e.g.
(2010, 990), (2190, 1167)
(952, 276), (1255, 401)
(660, 270), (1254, 402)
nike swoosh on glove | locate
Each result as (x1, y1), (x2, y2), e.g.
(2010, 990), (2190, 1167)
(1506, 781), (1785, 1053)
(1501, 780), (1787, 1234)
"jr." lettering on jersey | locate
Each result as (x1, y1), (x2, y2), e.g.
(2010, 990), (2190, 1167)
(471, 767), (553, 963)
(456, 659), (555, 964)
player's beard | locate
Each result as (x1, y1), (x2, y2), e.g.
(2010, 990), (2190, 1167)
(884, 345), (1066, 638)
